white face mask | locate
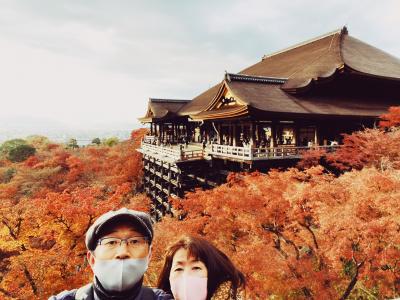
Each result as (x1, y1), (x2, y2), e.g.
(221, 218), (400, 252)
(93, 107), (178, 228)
(170, 275), (208, 300)
(93, 257), (149, 292)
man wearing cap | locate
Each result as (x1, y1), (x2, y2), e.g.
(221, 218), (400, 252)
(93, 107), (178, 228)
(49, 208), (172, 300)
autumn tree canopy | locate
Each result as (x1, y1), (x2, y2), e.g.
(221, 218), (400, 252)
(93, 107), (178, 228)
(0, 130), (148, 299)
(0, 109), (400, 299)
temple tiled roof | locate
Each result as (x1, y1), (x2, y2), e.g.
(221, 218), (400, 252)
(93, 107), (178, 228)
(140, 27), (400, 122)
(138, 98), (190, 123)
(179, 27), (400, 117)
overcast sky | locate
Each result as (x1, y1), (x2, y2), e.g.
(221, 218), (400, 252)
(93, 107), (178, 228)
(1, 0), (399, 131)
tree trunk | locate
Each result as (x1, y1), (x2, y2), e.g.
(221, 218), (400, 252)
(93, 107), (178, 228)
(340, 261), (364, 300)
(23, 265), (38, 295)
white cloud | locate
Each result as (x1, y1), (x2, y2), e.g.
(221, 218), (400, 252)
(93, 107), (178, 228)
(0, 0), (399, 133)
(0, 37), (149, 128)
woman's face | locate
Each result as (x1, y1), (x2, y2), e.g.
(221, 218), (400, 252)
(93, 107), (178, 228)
(169, 247), (209, 300)
(169, 248), (208, 281)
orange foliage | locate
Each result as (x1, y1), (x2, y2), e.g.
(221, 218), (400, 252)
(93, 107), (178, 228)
(1, 121), (400, 299)
(379, 106), (400, 128)
(151, 166), (400, 299)
(0, 129), (149, 299)
(130, 128), (149, 150)
(296, 147), (327, 169)
(326, 127), (400, 171)
(298, 106), (400, 171)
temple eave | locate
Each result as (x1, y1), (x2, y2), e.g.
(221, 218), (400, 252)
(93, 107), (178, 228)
(138, 117), (153, 123)
(190, 107), (249, 121)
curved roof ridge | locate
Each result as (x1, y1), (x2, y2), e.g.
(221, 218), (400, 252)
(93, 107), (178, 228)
(149, 98), (190, 103)
(262, 27), (346, 60)
(226, 72), (287, 84)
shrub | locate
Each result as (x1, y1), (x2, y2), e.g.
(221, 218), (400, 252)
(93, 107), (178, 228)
(66, 138), (79, 149)
(7, 144), (36, 162)
(91, 137), (101, 145)
(102, 137), (119, 147)
(1, 168), (16, 183)
(0, 139), (27, 156)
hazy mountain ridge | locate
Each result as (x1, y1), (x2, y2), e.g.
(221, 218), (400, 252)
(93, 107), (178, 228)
(0, 116), (143, 145)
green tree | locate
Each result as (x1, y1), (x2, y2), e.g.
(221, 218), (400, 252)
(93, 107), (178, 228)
(67, 138), (79, 149)
(102, 137), (119, 147)
(0, 139), (36, 162)
(1, 168), (16, 183)
(0, 139), (27, 156)
(91, 137), (101, 145)
(7, 144), (36, 162)
(26, 135), (51, 151)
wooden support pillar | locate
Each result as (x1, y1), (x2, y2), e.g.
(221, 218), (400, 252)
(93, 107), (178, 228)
(174, 124), (177, 140)
(172, 124), (175, 143)
(233, 123), (237, 146)
(206, 123), (211, 143)
(172, 124), (179, 143)
(250, 122), (255, 147)
(170, 124), (173, 143)
(293, 124), (298, 146)
(167, 164), (171, 196)
(271, 122), (276, 148)
(255, 123), (259, 143)
(218, 123), (223, 144)
(228, 123), (232, 146)
(176, 169), (182, 197)
(160, 162), (164, 190)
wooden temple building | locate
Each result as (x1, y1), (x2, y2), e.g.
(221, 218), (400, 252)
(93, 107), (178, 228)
(137, 27), (400, 219)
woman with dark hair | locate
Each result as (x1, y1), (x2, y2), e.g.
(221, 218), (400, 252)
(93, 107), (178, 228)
(157, 236), (246, 300)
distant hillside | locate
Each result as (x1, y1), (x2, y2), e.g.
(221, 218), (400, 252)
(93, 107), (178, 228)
(0, 116), (144, 145)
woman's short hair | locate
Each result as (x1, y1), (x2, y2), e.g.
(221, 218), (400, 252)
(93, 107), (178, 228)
(157, 235), (245, 298)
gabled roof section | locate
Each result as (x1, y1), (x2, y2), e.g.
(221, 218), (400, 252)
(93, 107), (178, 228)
(190, 70), (400, 120)
(191, 73), (288, 120)
(178, 84), (221, 116)
(138, 98), (190, 123)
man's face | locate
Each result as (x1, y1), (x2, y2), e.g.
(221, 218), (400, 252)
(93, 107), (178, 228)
(87, 223), (150, 269)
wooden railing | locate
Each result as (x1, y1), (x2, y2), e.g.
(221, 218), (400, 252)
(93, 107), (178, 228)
(182, 149), (204, 160)
(140, 137), (339, 161)
(209, 144), (252, 159)
(209, 144), (339, 160)
(140, 142), (204, 161)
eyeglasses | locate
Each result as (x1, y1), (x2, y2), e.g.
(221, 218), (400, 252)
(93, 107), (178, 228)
(97, 236), (149, 250)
